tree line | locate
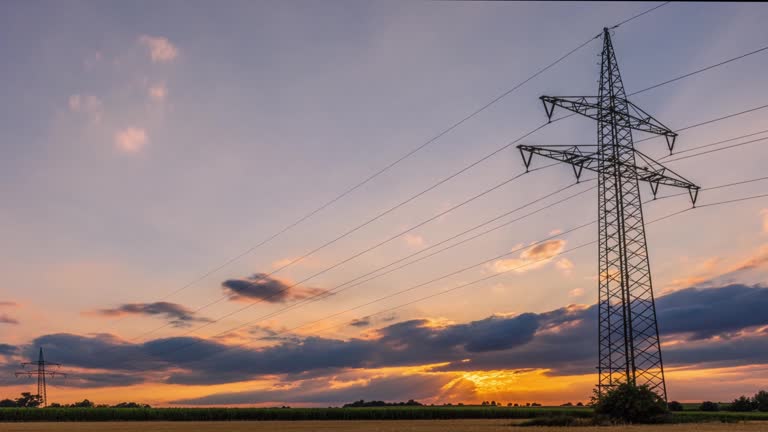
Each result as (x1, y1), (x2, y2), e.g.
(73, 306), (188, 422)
(0, 393), (149, 409)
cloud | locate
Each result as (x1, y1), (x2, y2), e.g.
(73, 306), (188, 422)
(138, 35), (178, 63)
(0, 344), (17, 356)
(18, 284), (768, 390)
(568, 288), (584, 298)
(173, 373), (453, 406)
(656, 284), (768, 340)
(403, 233), (425, 248)
(114, 127), (148, 153)
(222, 273), (329, 303)
(349, 317), (371, 328)
(490, 239), (566, 273)
(90, 302), (211, 328)
(0, 301), (17, 307)
(0, 314), (19, 325)
(68, 94), (103, 123)
(148, 83), (167, 103)
(556, 258), (574, 274)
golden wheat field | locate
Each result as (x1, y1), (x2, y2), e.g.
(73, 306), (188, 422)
(1, 421), (767, 432)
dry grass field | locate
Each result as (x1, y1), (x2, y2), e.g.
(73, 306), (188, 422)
(1, 421), (767, 432)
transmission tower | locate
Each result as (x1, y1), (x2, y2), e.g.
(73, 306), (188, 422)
(15, 347), (65, 407)
(518, 28), (700, 400)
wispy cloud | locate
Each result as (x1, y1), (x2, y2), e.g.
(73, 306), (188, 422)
(89, 302), (210, 328)
(568, 288), (584, 298)
(68, 94), (103, 123)
(138, 35), (178, 63)
(762, 209), (768, 234)
(0, 314), (19, 325)
(114, 127), (148, 153)
(403, 233), (425, 248)
(148, 83), (167, 103)
(490, 239), (566, 273)
(222, 273), (330, 304)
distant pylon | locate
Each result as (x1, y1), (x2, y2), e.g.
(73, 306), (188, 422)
(518, 28), (700, 401)
(15, 347), (65, 407)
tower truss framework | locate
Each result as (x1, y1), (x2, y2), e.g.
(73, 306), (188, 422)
(519, 28), (700, 400)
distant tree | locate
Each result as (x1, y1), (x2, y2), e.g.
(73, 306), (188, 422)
(699, 401), (720, 412)
(667, 401), (684, 412)
(113, 402), (151, 409)
(71, 399), (95, 408)
(576, 402), (584, 407)
(728, 396), (757, 412)
(490, 401), (497, 406)
(481, 401), (488, 406)
(530, 402), (541, 407)
(0, 399), (17, 407)
(591, 384), (668, 423)
(561, 402), (573, 407)
(15, 393), (42, 408)
(343, 399), (422, 408)
(513, 403), (519, 407)
(47, 403), (62, 408)
(755, 391), (768, 412)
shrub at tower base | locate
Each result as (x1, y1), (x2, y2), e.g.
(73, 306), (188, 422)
(591, 383), (669, 424)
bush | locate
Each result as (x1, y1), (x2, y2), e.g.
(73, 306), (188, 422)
(755, 391), (768, 412)
(699, 401), (720, 412)
(667, 401), (684, 411)
(728, 396), (757, 412)
(591, 383), (668, 423)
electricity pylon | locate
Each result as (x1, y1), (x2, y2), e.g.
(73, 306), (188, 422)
(15, 347), (65, 407)
(518, 28), (700, 401)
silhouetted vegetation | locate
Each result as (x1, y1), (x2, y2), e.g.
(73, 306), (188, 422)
(0, 394), (150, 409)
(699, 401), (720, 412)
(342, 399), (422, 408)
(667, 401), (684, 411)
(0, 393), (42, 408)
(729, 395), (758, 412)
(591, 383), (668, 423)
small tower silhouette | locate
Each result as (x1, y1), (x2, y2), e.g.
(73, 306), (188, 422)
(15, 347), (65, 407)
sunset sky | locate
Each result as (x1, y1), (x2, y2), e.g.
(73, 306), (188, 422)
(2, 1), (768, 406)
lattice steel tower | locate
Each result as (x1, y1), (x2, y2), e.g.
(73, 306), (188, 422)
(518, 28), (700, 400)
(15, 347), (65, 407)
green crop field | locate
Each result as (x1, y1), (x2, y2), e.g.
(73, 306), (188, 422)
(0, 406), (592, 422)
(1, 406), (767, 423)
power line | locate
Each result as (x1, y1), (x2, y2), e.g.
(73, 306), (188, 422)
(660, 128), (768, 158)
(280, 190), (768, 342)
(157, 143), (768, 361)
(664, 135), (768, 163)
(135, 163), (555, 343)
(126, 66), (768, 344)
(203, 182), (599, 339)
(629, 43), (768, 96)
(610, 2), (671, 30)
(102, 19), (605, 317)
(159, 187), (768, 368)
(90, 3), (676, 336)
(655, 175), (768, 200)
(105, 101), (768, 363)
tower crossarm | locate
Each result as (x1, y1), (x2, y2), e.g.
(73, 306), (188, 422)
(518, 144), (700, 204)
(540, 96), (678, 152)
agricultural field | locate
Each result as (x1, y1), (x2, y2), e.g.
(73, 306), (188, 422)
(2, 420), (768, 432)
(0, 406), (593, 422)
